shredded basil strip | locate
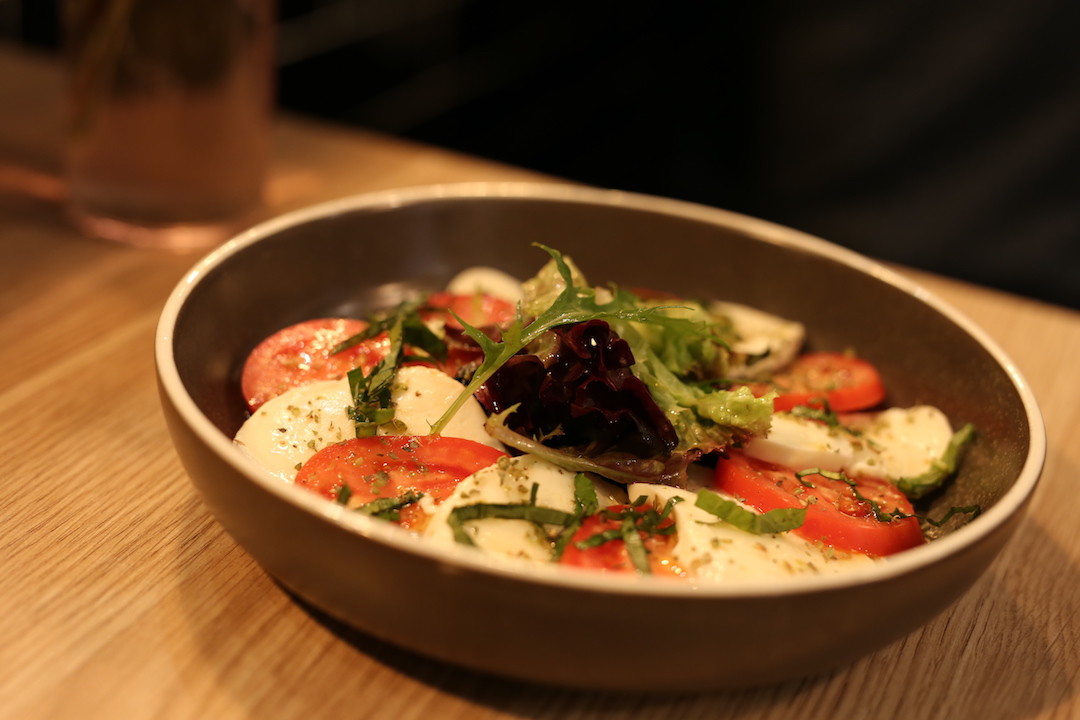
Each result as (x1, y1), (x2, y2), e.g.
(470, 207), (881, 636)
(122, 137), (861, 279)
(573, 472), (599, 515)
(895, 424), (977, 500)
(552, 520), (581, 561)
(574, 528), (623, 549)
(448, 503), (576, 546)
(347, 316), (405, 438)
(551, 473), (601, 560)
(795, 467), (983, 531)
(921, 504), (982, 527)
(695, 488), (806, 534)
(657, 495), (681, 522)
(334, 484), (353, 506)
(570, 499), (680, 574)
(356, 491), (425, 520)
(620, 514), (651, 573)
(331, 300), (447, 361)
(342, 300), (454, 438)
(788, 404), (842, 428)
(796, 467), (900, 522)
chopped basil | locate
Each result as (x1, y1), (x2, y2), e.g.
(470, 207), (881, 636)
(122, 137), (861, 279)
(552, 473), (598, 560)
(573, 528), (623, 549)
(788, 404), (841, 427)
(334, 484), (353, 506)
(573, 472), (599, 516)
(344, 300), (449, 438)
(447, 503), (576, 546)
(331, 300), (446, 360)
(694, 488), (806, 534)
(796, 467), (899, 523)
(920, 504), (982, 528)
(447, 473), (679, 574)
(620, 514), (651, 573)
(347, 316), (404, 438)
(568, 498), (680, 574)
(795, 467), (983, 531)
(355, 491), (425, 521)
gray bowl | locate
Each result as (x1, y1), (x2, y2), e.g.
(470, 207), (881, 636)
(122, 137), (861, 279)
(156, 183), (1044, 691)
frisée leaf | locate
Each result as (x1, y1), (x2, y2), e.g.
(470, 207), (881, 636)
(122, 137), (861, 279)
(613, 320), (775, 456)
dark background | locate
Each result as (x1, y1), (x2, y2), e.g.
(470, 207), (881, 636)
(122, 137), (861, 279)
(5, 0), (1079, 309)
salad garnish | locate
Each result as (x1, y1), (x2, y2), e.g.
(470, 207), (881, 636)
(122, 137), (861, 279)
(430, 245), (676, 435)
(234, 243), (983, 579)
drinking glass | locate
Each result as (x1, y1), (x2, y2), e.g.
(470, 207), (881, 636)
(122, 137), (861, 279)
(63, 0), (275, 250)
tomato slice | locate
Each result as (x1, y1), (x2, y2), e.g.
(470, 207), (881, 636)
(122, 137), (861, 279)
(240, 318), (390, 411)
(559, 503), (678, 574)
(744, 352), (886, 412)
(424, 291), (517, 329)
(295, 436), (507, 529)
(714, 452), (924, 556)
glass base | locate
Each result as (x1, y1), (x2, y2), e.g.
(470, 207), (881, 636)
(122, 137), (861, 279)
(68, 207), (251, 252)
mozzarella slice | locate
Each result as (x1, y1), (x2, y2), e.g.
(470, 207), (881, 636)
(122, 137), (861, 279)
(743, 413), (856, 473)
(234, 379), (353, 483)
(847, 406), (955, 479)
(629, 484), (876, 581)
(742, 407), (956, 483)
(445, 266), (524, 304)
(423, 455), (579, 562)
(710, 301), (805, 378)
(386, 365), (503, 451)
(235, 365), (502, 482)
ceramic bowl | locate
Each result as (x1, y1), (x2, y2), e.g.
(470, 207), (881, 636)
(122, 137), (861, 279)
(156, 183), (1044, 691)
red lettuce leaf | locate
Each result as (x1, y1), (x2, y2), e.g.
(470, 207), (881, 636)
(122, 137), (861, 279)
(475, 319), (678, 463)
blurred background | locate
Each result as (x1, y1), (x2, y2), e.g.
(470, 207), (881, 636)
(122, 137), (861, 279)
(4, 0), (1078, 309)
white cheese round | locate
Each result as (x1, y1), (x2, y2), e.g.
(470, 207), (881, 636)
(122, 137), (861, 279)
(629, 484), (876, 581)
(386, 365), (503, 451)
(445, 266), (524, 304)
(422, 455), (580, 562)
(234, 365), (503, 482)
(847, 405), (955, 479)
(234, 379), (353, 483)
(743, 412), (856, 473)
(710, 300), (805, 378)
(742, 406), (956, 482)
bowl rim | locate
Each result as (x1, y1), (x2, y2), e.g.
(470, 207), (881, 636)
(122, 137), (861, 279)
(155, 181), (1047, 598)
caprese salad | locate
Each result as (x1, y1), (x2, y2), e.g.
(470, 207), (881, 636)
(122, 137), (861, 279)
(233, 245), (977, 580)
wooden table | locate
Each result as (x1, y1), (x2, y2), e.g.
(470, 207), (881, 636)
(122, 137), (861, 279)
(1, 43), (1077, 719)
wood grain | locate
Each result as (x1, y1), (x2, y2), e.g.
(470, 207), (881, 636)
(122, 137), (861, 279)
(0, 43), (1077, 720)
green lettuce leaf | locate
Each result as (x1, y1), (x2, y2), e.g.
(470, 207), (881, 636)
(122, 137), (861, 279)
(612, 320), (774, 454)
